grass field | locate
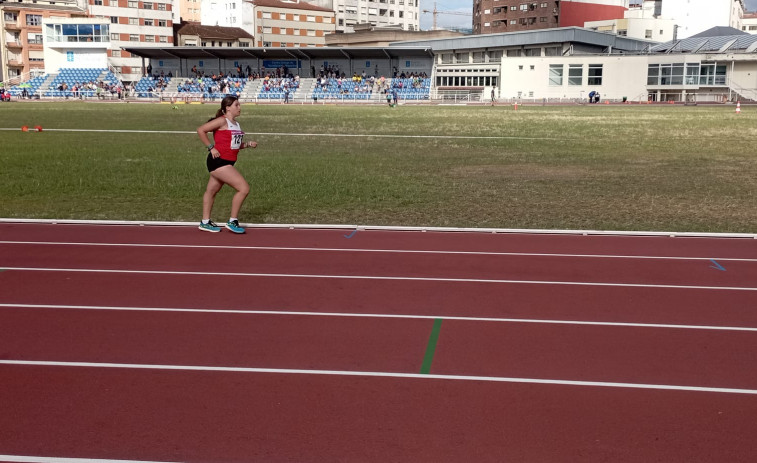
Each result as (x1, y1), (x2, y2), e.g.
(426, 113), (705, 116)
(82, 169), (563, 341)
(1, 101), (755, 233)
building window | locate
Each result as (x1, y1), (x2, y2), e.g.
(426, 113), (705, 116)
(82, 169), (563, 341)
(647, 64), (659, 85)
(111, 33), (120, 40)
(588, 64), (603, 85)
(158, 3), (166, 10)
(128, 0), (138, 6)
(239, 41), (249, 46)
(144, 19), (153, 26)
(130, 34), (139, 41)
(26, 14), (42, 26)
(307, 15), (316, 21)
(145, 35), (155, 42)
(109, 0), (118, 5)
(129, 17), (138, 25)
(143, 2), (153, 9)
(262, 12), (272, 18)
(110, 16), (118, 23)
(112, 49), (121, 57)
(645, 29), (652, 38)
(94, 0), (103, 5)
(520, 4), (528, 10)
(160, 36), (168, 42)
(568, 64), (582, 85)
(510, 6), (516, 10)
(158, 20), (167, 26)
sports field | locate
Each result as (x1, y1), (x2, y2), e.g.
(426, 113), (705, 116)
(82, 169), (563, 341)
(1, 101), (755, 233)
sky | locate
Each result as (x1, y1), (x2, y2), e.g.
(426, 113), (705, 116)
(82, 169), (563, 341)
(419, 0), (473, 31)
(419, 0), (757, 32)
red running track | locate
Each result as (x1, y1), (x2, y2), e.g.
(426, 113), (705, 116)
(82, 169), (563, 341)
(1, 223), (757, 462)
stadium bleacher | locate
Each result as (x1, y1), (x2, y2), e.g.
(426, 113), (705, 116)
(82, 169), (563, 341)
(257, 77), (299, 101)
(133, 76), (171, 97)
(176, 77), (246, 99)
(45, 68), (116, 98)
(9, 75), (46, 97)
(311, 78), (375, 100)
(391, 78), (431, 100)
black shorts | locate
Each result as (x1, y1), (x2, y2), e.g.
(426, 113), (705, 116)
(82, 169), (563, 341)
(206, 153), (236, 172)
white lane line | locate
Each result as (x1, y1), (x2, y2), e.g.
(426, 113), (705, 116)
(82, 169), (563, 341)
(2, 303), (757, 332)
(1, 240), (756, 263)
(1, 267), (755, 291)
(2, 359), (756, 396)
(0, 127), (566, 141)
(0, 456), (180, 463)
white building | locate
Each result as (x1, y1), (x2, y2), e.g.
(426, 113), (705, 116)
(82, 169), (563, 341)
(585, 0), (675, 41)
(42, 17), (109, 71)
(88, 0), (175, 81)
(200, 0), (252, 35)
(586, 0), (744, 41)
(741, 12), (757, 34)
(309, 0), (419, 33)
(659, 0), (744, 38)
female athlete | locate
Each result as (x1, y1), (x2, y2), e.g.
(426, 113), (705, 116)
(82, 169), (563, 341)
(196, 95), (257, 233)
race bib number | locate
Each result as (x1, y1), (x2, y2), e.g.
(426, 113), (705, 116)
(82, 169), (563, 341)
(231, 132), (243, 150)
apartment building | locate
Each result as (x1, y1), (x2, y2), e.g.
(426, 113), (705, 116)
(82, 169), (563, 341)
(659, 0), (744, 38)
(175, 0), (202, 23)
(586, 0), (744, 41)
(87, 0), (175, 80)
(473, 0), (628, 35)
(252, 0), (335, 47)
(309, 0), (420, 33)
(743, 12), (757, 34)
(1, 0), (88, 83)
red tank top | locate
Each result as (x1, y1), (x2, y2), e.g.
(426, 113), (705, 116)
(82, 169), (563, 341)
(213, 118), (245, 161)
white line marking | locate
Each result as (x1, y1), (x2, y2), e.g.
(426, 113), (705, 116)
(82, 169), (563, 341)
(1, 240), (756, 263)
(2, 303), (756, 332)
(0, 456), (180, 463)
(1, 359), (756, 396)
(2, 217), (755, 239)
(1, 267), (755, 291)
(0, 127), (564, 141)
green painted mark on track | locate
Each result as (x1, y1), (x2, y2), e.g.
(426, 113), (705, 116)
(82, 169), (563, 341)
(420, 318), (443, 374)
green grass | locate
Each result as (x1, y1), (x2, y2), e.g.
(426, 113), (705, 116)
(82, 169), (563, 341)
(1, 101), (755, 233)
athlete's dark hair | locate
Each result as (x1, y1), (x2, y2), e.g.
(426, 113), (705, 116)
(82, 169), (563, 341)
(208, 95), (239, 121)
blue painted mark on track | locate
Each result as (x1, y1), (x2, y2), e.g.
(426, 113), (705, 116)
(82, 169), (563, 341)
(344, 229), (358, 239)
(709, 259), (726, 271)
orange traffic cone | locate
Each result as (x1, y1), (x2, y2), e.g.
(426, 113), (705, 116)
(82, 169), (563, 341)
(34, 125), (43, 132)
(513, 102), (518, 111)
(736, 101), (741, 114)
(21, 126), (28, 132)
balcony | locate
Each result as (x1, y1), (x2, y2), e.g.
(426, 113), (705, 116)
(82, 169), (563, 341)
(5, 22), (22, 31)
(7, 59), (24, 67)
(6, 41), (22, 49)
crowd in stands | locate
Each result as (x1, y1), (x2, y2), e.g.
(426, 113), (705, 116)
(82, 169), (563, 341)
(57, 80), (125, 99)
(177, 75), (244, 95)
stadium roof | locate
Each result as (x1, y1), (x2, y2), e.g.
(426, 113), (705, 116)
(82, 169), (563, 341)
(121, 46), (434, 61)
(650, 27), (757, 53)
(390, 27), (656, 53)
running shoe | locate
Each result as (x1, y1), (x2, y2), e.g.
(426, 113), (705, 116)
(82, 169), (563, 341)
(225, 219), (245, 234)
(199, 220), (221, 232)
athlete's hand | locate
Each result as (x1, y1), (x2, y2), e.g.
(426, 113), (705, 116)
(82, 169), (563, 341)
(246, 141), (257, 149)
(210, 148), (220, 158)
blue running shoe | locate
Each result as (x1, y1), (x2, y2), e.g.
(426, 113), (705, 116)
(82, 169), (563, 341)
(199, 220), (221, 232)
(226, 219), (245, 234)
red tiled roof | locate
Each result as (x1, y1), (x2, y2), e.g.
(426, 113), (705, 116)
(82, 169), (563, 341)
(176, 22), (255, 40)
